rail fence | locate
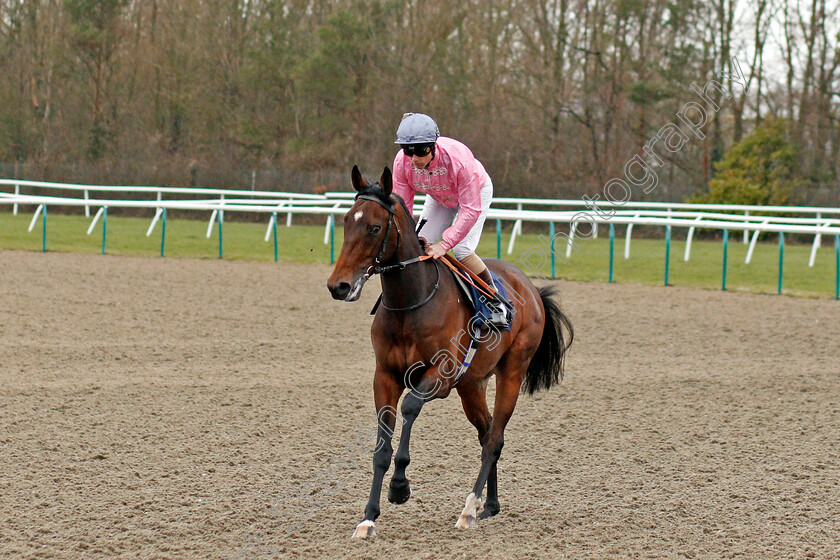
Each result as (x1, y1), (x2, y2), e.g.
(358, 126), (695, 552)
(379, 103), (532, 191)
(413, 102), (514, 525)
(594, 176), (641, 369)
(2, 179), (839, 298)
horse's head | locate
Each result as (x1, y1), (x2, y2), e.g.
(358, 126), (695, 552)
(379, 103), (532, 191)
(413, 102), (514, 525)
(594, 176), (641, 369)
(327, 165), (401, 301)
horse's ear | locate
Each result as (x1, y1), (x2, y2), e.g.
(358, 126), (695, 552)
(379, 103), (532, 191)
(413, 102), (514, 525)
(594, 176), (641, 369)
(351, 165), (367, 192)
(380, 167), (393, 197)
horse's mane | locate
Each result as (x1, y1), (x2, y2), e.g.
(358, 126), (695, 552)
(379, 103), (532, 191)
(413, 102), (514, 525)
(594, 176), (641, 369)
(392, 193), (416, 230)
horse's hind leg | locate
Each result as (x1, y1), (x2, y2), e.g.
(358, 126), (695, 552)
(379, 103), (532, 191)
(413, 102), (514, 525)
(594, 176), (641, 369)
(456, 374), (521, 529)
(457, 382), (500, 519)
(388, 390), (427, 504)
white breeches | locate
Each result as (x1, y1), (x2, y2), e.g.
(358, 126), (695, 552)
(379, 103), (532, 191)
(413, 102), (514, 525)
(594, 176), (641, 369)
(417, 176), (493, 260)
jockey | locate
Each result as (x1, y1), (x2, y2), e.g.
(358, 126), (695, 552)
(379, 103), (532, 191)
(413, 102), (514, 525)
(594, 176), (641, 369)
(391, 112), (508, 328)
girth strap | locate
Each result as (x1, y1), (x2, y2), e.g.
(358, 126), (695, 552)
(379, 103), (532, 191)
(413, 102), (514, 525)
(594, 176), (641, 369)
(451, 324), (481, 387)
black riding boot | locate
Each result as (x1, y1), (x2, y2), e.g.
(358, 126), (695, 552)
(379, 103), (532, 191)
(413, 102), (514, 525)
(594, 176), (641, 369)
(477, 268), (494, 290)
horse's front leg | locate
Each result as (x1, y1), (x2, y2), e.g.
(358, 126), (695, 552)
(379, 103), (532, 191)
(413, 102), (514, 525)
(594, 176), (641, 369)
(388, 387), (430, 505)
(352, 370), (402, 539)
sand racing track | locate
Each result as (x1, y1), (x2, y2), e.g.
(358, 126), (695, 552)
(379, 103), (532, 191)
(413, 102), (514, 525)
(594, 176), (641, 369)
(1, 250), (838, 559)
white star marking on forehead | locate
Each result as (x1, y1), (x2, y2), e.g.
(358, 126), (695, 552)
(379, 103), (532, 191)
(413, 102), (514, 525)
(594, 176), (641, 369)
(353, 211), (364, 222)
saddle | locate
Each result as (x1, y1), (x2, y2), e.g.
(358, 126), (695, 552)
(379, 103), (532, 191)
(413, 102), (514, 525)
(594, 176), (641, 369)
(446, 258), (513, 332)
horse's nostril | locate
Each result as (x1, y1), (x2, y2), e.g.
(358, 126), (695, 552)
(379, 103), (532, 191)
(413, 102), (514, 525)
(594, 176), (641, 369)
(329, 281), (352, 300)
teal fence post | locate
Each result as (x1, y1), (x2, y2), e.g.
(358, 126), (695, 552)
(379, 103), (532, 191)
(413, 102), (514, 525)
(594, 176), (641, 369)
(608, 223), (615, 283)
(549, 222), (555, 279)
(778, 232), (784, 294)
(273, 212), (278, 263)
(496, 219), (501, 260)
(218, 212), (223, 259)
(160, 208), (167, 257)
(664, 225), (671, 286)
(42, 205), (47, 253)
(101, 207), (108, 255)
(835, 235), (839, 301)
(722, 229), (728, 291)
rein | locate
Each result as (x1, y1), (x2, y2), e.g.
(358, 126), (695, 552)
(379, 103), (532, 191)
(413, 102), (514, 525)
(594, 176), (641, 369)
(439, 255), (499, 301)
(380, 260), (440, 312)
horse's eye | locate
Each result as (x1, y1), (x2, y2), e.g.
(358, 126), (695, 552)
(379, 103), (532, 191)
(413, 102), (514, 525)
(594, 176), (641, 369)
(369, 225), (381, 236)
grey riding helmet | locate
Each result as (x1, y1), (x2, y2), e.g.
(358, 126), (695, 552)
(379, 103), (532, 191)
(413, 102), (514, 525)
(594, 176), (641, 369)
(395, 113), (440, 144)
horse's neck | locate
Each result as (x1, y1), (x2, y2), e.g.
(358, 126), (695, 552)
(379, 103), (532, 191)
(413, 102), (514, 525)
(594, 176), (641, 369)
(379, 211), (438, 310)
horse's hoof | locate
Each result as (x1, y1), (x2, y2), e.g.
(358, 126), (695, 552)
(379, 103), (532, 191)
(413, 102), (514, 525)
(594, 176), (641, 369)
(351, 520), (375, 539)
(478, 504), (500, 519)
(455, 514), (478, 529)
(388, 480), (412, 504)
(455, 492), (482, 529)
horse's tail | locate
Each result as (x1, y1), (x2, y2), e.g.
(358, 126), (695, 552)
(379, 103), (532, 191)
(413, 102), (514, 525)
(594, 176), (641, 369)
(523, 285), (574, 395)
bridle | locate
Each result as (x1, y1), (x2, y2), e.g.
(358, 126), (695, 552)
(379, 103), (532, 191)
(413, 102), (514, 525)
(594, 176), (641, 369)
(355, 192), (440, 312)
(355, 193), (399, 275)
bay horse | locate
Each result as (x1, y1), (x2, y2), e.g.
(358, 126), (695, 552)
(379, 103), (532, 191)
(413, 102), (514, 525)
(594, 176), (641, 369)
(327, 166), (573, 538)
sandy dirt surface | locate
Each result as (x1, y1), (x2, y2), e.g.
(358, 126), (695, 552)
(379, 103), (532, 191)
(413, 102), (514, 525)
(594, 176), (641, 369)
(1, 249), (839, 560)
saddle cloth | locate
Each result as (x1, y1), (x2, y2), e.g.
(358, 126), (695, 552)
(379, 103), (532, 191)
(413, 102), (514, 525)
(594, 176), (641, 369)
(450, 267), (513, 332)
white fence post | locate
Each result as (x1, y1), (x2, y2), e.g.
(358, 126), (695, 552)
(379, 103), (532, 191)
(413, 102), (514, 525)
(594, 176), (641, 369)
(684, 216), (703, 261)
(266, 203), (286, 241)
(28, 205), (44, 231)
(745, 219), (771, 264)
(625, 214), (640, 259)
(324, 203), (341, 244)
(206, 209), (218, 238)
(265, 213), (277, 242)
(809, 217), (829, 268)
(743, 210), (749, 243)
(506, 203), (523, 254)
(87, 207), (106, 235)
(146, 208), (163, 236)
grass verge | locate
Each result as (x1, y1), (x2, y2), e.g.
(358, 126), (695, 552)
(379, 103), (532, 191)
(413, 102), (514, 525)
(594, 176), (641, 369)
(1, 211), (838, 299)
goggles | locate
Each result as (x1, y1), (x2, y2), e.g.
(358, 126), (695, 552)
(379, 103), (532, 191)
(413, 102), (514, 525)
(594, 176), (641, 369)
(401, 144), (433, 157)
